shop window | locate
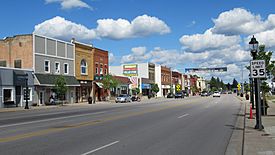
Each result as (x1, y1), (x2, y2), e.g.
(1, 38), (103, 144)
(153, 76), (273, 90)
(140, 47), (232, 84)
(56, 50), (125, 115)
(81, 59), (87, 75)
(14, 60), (22, 68)
(0, 60), (6, 67)
(3, 88), (13, 102)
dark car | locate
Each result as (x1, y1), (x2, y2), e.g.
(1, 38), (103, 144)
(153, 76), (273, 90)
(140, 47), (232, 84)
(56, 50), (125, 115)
(167, 93), (174, 98)
(175, 92), (184, 98)
(201, 91), (209, 97)
(182, 91), (189, 97)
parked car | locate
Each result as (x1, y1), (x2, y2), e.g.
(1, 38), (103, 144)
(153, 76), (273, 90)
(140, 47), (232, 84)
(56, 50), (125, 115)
(228, 91), (232, 94)
(201, 91), (209, 97)
(182, 91), (189, 97)
(167, 93), (174, 98)
(213, 91), (221, 97)
(175, 92), (184, 98)
(115, 94), (131, 103)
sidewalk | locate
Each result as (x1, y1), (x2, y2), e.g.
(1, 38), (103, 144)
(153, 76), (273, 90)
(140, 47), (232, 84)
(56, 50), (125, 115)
(244, 99), (275, 155)
(226, 96), (275, 155)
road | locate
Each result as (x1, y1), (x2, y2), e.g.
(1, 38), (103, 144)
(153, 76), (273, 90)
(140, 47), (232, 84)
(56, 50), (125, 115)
(0, 94), (241, 155)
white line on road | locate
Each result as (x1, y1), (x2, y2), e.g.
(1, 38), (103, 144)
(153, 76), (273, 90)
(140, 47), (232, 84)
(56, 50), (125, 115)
(0, 111), (106, 128)
(178, 114), (189, 118)
(81, 141), (120, 155)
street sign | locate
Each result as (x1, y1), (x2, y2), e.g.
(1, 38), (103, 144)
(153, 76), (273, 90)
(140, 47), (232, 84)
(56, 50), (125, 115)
(176, 84), (181, 92)
(237, 83), (241, 91)
(251, 60), (266, 78)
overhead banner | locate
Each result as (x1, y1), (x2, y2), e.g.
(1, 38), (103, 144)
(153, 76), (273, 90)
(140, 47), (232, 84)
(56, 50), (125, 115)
(185, 67), (227, 73)
(123, 64), (138, 76)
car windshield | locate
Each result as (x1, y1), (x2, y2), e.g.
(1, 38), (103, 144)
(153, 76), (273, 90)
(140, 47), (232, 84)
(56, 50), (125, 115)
(118, 94), (127, 97)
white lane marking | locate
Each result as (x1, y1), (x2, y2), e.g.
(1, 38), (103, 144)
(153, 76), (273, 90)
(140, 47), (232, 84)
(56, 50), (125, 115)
(81, 141), (120, 155)
(0, 111), (106, 128)
(178, 114), (189, 118)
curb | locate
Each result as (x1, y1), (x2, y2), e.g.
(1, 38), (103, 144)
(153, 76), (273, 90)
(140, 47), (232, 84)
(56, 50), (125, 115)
(225, 97), (246, 155)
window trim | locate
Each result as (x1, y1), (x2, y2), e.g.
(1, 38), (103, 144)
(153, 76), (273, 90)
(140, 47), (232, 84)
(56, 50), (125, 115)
(55, 61), (60, 74)
(64, 63), (69, 75)
(80, 59), (88, 75)
(44, 60), (50, 73)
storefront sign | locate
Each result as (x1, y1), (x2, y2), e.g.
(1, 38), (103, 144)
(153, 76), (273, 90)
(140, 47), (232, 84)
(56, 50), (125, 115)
(123, 64), (138, 76)
(141, 83), (151, 89)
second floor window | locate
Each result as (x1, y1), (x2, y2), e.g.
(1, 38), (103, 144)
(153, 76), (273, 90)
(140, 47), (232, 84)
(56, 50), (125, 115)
(0, 60), (7, 67)
(100, 64), (103, 75)
(81, 59), (87, 75)
(95, 64), (98, 74)
(44, 60), (50, 73)
(55, 62), (60, 74)
(14, 60), (22, 68)
(64, 63), (69, 74)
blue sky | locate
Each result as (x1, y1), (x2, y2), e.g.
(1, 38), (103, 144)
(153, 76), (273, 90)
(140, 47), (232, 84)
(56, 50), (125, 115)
(1, 0), (275, 83)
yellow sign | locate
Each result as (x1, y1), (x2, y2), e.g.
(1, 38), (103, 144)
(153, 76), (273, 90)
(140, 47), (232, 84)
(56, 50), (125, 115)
(237, 83), (241, 90)
(176, 84), (182, 92)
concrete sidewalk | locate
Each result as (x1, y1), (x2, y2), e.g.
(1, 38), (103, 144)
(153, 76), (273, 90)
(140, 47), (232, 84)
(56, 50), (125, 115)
(244, 99), (275, 155)
(226, 96), (275, 155)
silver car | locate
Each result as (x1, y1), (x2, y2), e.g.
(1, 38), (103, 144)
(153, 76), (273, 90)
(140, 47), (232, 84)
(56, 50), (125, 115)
(115, 94), (131, 103)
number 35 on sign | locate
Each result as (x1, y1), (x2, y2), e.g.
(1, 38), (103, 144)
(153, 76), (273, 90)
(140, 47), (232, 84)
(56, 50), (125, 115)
(250, 60), (266, 78)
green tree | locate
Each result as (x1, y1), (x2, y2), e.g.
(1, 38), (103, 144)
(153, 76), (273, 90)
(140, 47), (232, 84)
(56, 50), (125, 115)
(151, 83), (160, 94)
(54, 75), (68, 102)
(232, 78), (238, 88)
(102, 75), (119, 90)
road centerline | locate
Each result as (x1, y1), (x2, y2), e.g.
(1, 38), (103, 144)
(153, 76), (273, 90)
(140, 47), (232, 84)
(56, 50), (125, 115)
(178, 114), (189, 118)
(0, 111), (106, 128)
(81, 141), (120, 155)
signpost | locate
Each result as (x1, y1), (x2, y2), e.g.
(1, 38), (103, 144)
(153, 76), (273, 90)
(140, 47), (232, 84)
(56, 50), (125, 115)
(250, 60), (266, 130)
(251, 60), (266, 78)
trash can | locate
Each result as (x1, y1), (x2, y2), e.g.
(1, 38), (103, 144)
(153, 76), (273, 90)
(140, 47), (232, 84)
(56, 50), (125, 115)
(88, 97), (93, 104)
(261, 99), (269, 116)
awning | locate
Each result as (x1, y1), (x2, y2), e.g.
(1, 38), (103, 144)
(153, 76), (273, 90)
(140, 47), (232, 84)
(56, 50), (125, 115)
(95, 82), (103, 88)
(35, 73), (80, 86)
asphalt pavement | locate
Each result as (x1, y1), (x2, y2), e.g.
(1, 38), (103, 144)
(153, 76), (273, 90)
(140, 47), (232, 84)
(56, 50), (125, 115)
(0, 95), (241, 155)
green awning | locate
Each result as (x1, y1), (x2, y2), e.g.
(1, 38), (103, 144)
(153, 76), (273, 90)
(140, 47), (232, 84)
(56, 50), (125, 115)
(35, 74), (80, 86)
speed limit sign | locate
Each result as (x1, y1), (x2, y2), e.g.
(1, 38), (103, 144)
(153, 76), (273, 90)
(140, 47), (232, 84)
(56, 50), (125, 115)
(251, 60), (266, 78)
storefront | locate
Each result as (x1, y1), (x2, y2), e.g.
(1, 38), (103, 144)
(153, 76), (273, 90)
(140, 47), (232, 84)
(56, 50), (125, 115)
(34, 74), (79, 105)
(0, 68), (34, 108)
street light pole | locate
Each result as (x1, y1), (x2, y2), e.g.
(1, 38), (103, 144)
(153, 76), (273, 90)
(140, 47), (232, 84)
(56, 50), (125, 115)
(249, 35), (263, 130)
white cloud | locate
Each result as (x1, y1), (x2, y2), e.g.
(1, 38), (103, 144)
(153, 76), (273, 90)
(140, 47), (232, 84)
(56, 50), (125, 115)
(179, 29), (241, 52)
(34, 16), (97, 40)
(109, 53), (116, 64)
(211, 8), (275, 35)
(121, 46), (151, 63)
(45, 0), (92, 10)
(96, 14), (171, 40)
(248, 29), (275, 49)
(34, 15), (170, 41)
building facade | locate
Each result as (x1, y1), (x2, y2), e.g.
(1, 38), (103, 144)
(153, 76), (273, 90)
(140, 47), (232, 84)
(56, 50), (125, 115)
(161, 66), (171, 97)
(0, 67), (34, 108)
(0, 34), (79, 106)
(73, 41), (94, 102)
